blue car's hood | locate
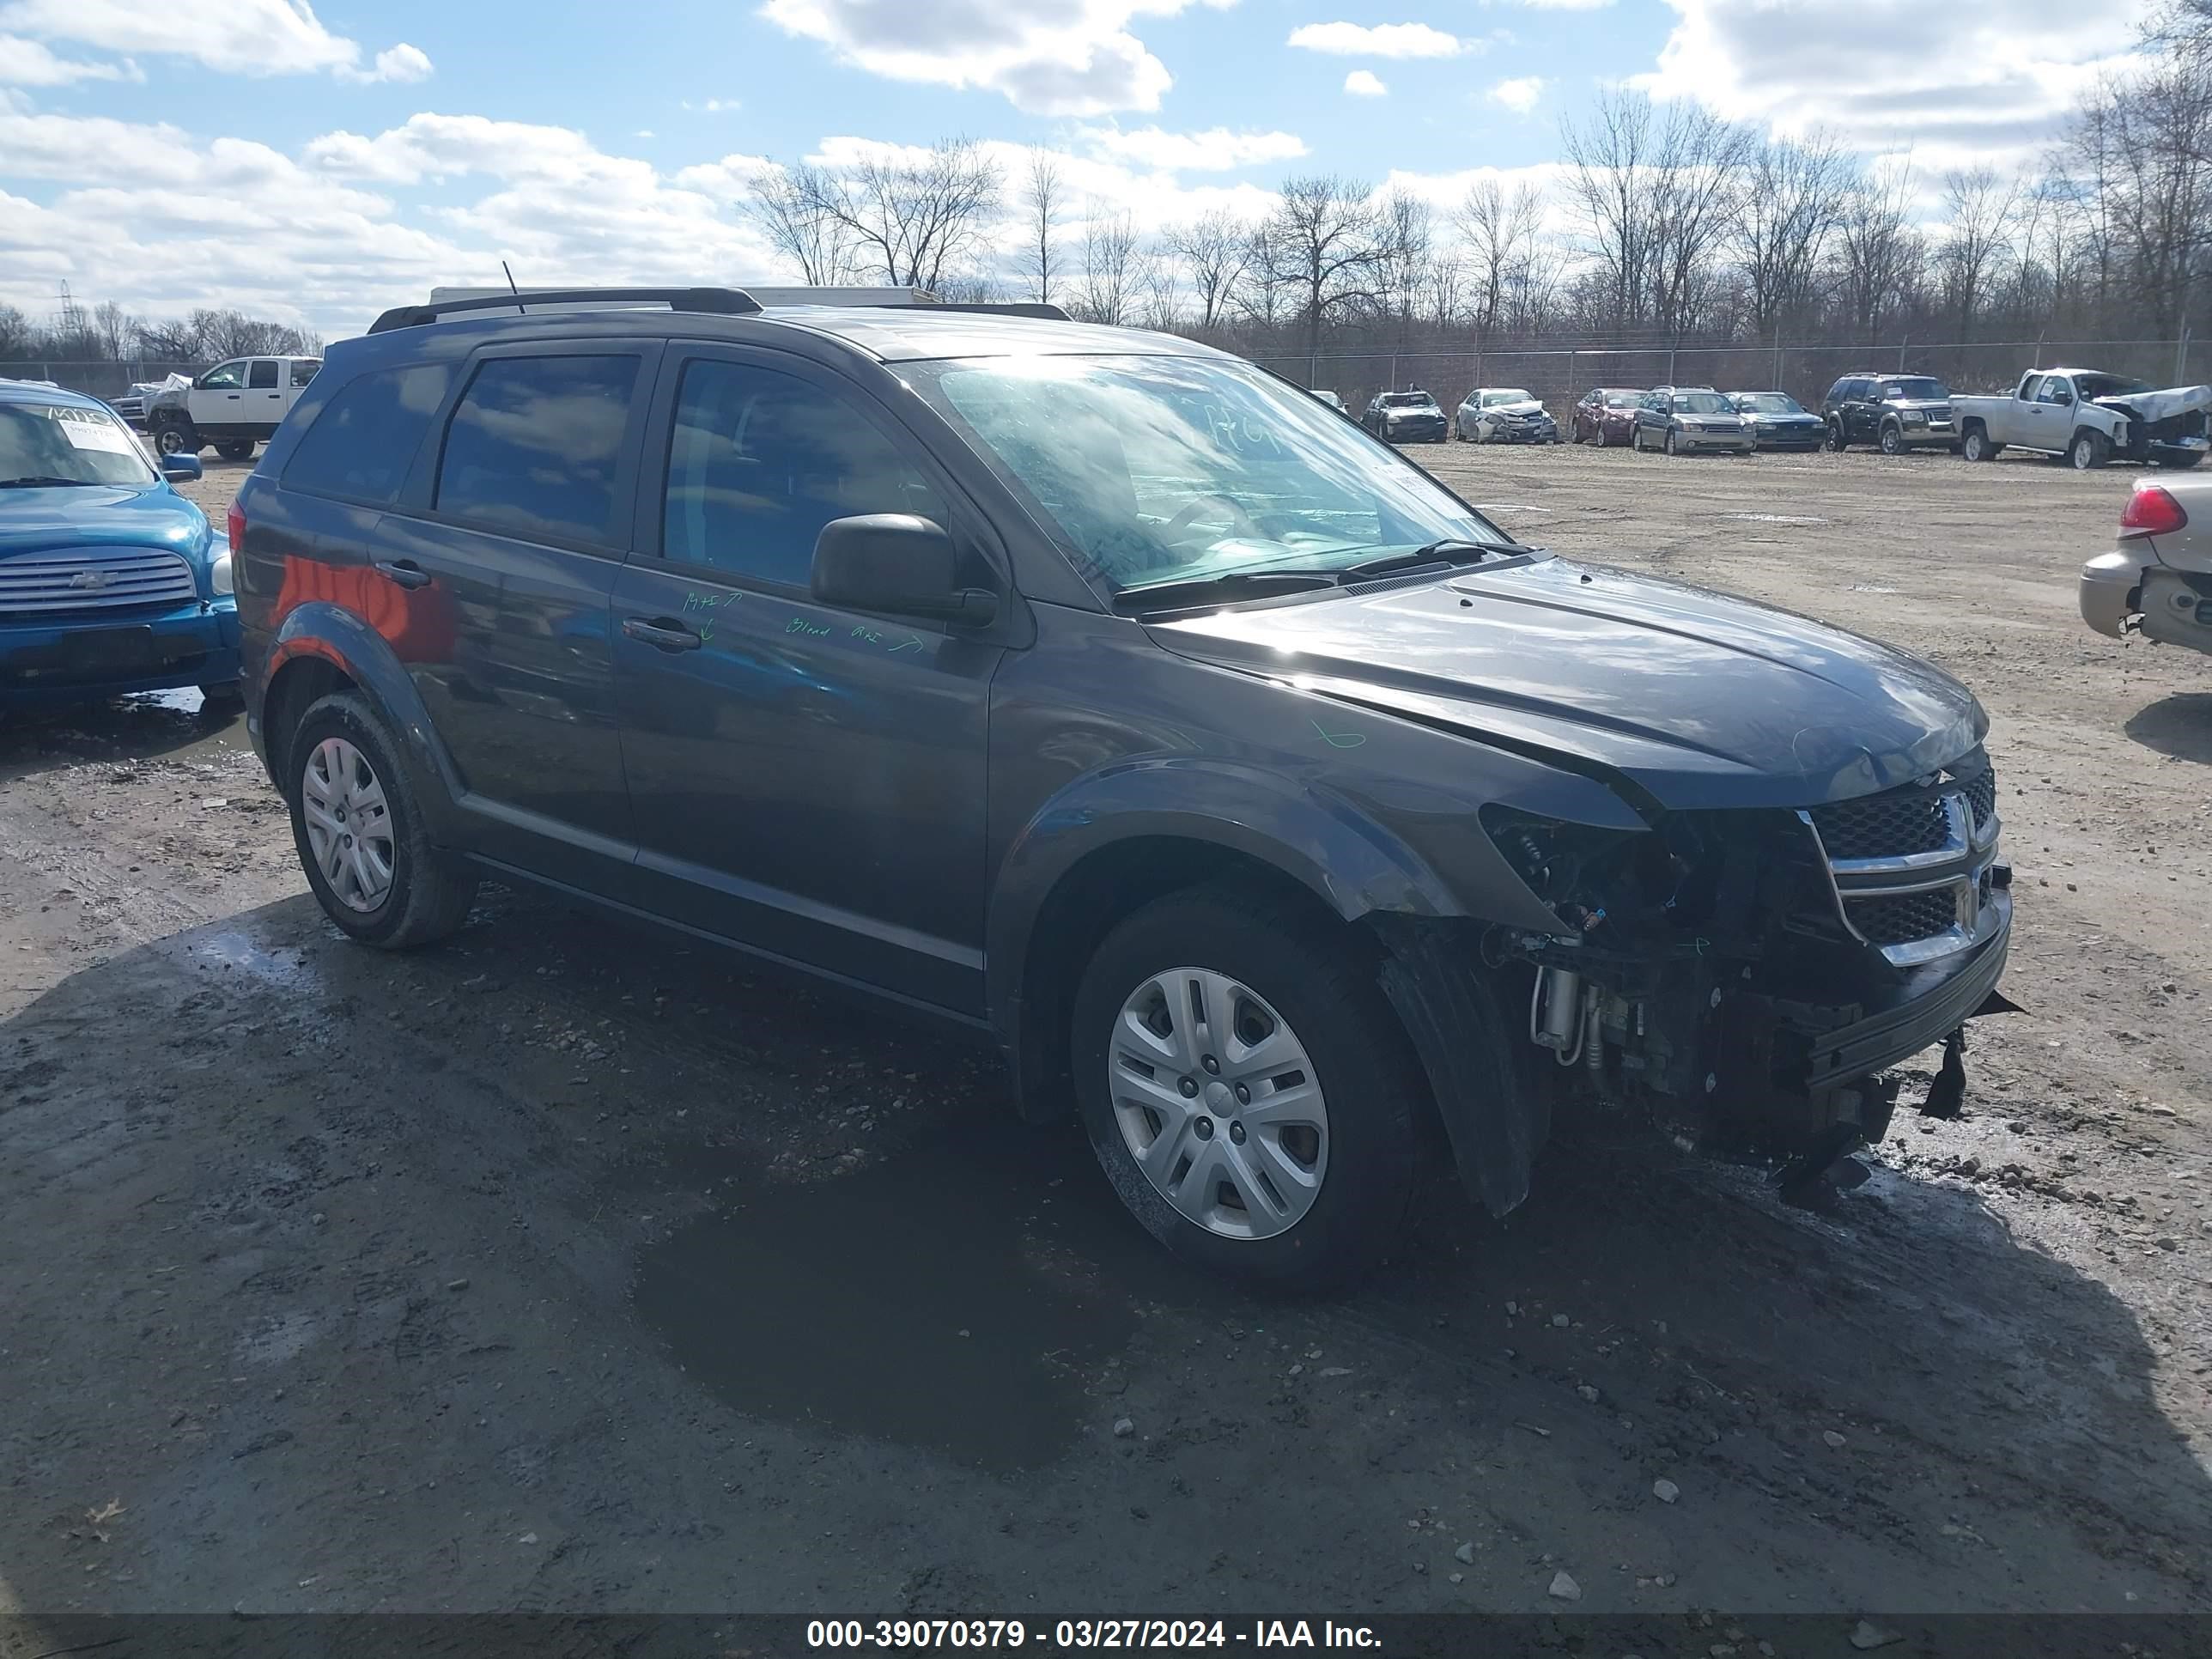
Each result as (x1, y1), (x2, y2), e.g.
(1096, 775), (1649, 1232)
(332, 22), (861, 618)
(0, 483), (210, 562)
(1152, 556), (1987, 811)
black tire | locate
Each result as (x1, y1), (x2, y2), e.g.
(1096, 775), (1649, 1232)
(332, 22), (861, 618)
(1827, 420), (1849, 452)
(284, 691), (477, 949)
(1879, 422), (1905, 456)
(2158, 451), (2204, 471)
(1070, 885), (1426, 1288)
(1664, 428), (1680, 457)
(151, 419), (198, 458)
(1961, 425), (1995, 463)
(216, 439), (257, 461)
(2069, 429), (2110, 471)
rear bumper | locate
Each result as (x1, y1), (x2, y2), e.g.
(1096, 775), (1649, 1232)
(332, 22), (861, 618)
(0, 599), (239, 703)
(2078, 550), (2142, 639)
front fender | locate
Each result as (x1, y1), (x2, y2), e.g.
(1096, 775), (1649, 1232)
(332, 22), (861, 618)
(261, 602), (463, 840)
(985, 757), (1468, 1047)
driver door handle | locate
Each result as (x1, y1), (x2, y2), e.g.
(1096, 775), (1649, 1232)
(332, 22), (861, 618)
(623, 617), (702, 652)
(374, 558), (431, 590)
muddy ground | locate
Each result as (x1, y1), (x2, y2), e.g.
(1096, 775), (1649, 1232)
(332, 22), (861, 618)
(2, 446), (2207, 1631)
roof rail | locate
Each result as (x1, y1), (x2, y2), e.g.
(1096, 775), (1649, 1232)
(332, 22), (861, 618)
(367, 286), (763, 335)
(883, 301), (1073, 321)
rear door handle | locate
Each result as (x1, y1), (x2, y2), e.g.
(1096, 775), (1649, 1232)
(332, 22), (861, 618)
(623, 617), (702, 652)
(374, 558), (431, 590)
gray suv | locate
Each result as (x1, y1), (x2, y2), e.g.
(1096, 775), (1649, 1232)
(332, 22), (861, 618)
(234, 289), (2014, 1285)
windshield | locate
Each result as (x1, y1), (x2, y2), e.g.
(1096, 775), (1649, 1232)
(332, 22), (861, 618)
(0, 400), (156, 487)
(2073, 372), (2152, 399)
(1601, 390), (1638, 407)
(1380, 392), (1436, 409)
(1881, 378), (1949, 401)
(1734, 392), (1804, 414)
(908, 355), (1507, 596)
(1482, 390), (1534, 408)
(1677, 391), (1735, 414)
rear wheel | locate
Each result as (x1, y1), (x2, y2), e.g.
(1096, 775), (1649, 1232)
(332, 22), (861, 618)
(2069, 429), (2110, 471)
(150, 418), (198, 458)
(216, 439), (257, 461)
(285, 691), (477, 949)
(1961, 425), (1996, 463)
(2159, 451), (2204, 471)
(1827, 420), (1849, 453)
(1071, 886), (1425, 1288)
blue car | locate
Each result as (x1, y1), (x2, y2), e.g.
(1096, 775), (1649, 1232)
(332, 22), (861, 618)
(1, 379), (240, 707)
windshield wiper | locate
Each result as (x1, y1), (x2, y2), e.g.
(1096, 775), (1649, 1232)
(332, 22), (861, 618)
(1338, 538), (1525, 581)
(0, 475), (103, 489)
(1113, 569), (1340, 612)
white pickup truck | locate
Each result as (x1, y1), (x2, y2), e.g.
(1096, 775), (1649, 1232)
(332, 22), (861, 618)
(1953, 368), (2210, 471)
(144, 355), (322, 461)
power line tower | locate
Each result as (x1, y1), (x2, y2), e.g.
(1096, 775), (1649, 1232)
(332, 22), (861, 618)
(54, 280), (87, 343)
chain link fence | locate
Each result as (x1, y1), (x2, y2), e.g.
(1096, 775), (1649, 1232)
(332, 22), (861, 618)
(1255, 337), (2204, 425)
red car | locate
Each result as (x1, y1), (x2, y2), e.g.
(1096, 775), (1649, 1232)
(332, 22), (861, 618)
(1571, 386), (1644, 447)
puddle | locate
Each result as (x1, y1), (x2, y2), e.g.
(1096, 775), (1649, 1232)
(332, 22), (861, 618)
(633, 1127), (1162, 1472)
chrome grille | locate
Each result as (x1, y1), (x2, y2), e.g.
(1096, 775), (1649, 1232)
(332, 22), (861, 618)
(1960, 769), (1996, 832)
(1809, 790), (1950, 859)
(1845, 890), (1960, 946)
(1803, 751), (2003, 965)
(0, 548), (198, 615)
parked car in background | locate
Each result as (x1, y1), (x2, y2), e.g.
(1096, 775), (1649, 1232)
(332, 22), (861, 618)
(1631, 386), (1753, 455)
(2080, 474), (2211, 654)
(1362, 388), (1447, 443)
(1310, 388), (1347, 413)
(145, 355), (323, 461)
(1821, 374), (1956, 455)
(1, 380), (237, 706)
(1571, 387), (1643, 447)
(1954, 369), (2210, 471)
(1454, 387), (1558, 444)
(234, 286), (2013, 1285)
(1728, 391), (1826, 451)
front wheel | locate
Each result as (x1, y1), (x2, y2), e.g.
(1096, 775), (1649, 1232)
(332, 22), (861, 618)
(1879, 422), (1905, 456)
(1664, 428), (1680, 456)
(2069, 429), (2110, 471)
(285, 691), (478, 949)
(1071, 886), (1425, 1287)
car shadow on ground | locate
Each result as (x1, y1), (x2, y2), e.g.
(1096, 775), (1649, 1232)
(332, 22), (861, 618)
(2124, 690), (2212, 764)
(0, 688), (248, 786)
(3, 885), (2205, 1612)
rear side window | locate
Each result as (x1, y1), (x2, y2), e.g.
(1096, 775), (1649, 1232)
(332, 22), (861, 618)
(290, 360), (321, 388)
(248, 361), (278, 390)
(435, 356), (637, 545)
(283, 362), (455, 506)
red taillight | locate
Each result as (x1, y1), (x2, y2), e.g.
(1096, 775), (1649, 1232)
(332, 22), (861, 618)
(227, 497), (245, 552)
(2120, 482), (2187, 538)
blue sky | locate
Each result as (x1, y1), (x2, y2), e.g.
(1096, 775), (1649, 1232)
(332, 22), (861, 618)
(0, 0), (2148, 337)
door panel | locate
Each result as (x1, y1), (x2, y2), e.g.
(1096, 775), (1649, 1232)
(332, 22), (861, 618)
(246, 359), (285, 434)
(611, 346), (1002, 1012)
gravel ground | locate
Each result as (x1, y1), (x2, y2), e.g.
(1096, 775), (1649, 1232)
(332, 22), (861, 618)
(1, 446), (2207, 1626)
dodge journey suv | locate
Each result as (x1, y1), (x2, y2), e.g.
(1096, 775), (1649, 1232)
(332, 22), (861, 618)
(236, 289), (2014, 1285)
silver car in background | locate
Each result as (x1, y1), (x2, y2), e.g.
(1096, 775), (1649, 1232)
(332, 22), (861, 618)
(2081, 473), (2212, 657)
(1632, 386), (1755, 455)
(1455, 387), (1559, 444)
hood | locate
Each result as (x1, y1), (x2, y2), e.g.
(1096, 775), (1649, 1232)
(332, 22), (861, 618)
(1484, 401), (1547, 418)
(1150, 557), (1985, 811)
(1384, 404), (1443, 419)
(2093, 384), (2212, 424)
(1886, 398), (1952, 413)
(0, 482), (210, 562)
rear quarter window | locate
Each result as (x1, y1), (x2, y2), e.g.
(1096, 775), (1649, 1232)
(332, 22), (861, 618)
(282, 362), (455, 506)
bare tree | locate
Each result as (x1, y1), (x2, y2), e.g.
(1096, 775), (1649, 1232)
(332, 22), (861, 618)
(1018, 151), (1064, 307)
(1732, 133), (1850, 343)
(1645, 101), (1753, 340)
(1256, 175), (1383, 358)
(1079, 209), (1139, 326)
(743, 138), (1001, 292)
(1164, 211), (1249, 332)
(1833, 161), (1921, 338)
(1373, 190), (1432, 343)
(1559, 90), (1659, 327)
(0, 304), (33, 358)
(2058, 52), (2211, 337)
(90, 301), (136, 361)
(1455, 178), (1547, 334)
(1235, 222), (1297, 331)
(133, 319), (200, 362)
(1138, 243), (1182, 331)
(1937, 167), (2021, 339)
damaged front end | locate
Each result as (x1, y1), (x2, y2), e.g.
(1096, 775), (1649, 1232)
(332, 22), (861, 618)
(2094, 386), (2212, 466)
(1379, 750), (2013, 1214)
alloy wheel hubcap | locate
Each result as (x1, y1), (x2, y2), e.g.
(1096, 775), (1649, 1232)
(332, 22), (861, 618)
(1108, 967), (1329, 1240)
(301, 736), (395, 913)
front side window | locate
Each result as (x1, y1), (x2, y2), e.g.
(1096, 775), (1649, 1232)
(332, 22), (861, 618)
(661, 359), (946, 588)
(434, 356), (638, 544)
(199, 361), (246, 391)
(284, 363), (455, 506)
(907, 354), (1505, 597)
(0, 401), (157, 488)
(248, 361), (278, 390)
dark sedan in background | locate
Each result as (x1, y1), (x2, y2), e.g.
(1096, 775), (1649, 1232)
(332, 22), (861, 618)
(1728, 391), (1827, 451)
(1361, 389), (1448, 444)
(1571, 387), (1644, 447)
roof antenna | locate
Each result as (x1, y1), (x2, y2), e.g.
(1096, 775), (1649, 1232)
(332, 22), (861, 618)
(501, 261), (525, 315)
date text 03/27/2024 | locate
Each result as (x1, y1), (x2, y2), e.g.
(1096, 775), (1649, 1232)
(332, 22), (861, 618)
(805, 1620), (1382, 1650)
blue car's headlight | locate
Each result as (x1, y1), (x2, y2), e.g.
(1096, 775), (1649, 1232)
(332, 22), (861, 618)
(210, 548), (234, 596)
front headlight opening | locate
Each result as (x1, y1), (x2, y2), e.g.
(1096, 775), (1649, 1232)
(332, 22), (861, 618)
(210, 549), (234, 596)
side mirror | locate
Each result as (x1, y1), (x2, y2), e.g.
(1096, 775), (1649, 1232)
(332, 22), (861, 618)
(160, 453), (203, 482)
(811, 514), (997, 627)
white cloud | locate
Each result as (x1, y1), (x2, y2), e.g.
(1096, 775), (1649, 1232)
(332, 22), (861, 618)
(1079, 124), (1306, 170)
(635, 129), (657, 138)
(1638, 0), (2148, 169)
(1344, 69), (1388, 96)
(682, 97), (742, 112)
(1486, 75), (1544, 113)
(0, 34), (139, 84)
(757, 0), (1231, 116)
(1487, 0), (1613, 9)
(0, 0), (430, 81)
(1287, 21), (1468, 58)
